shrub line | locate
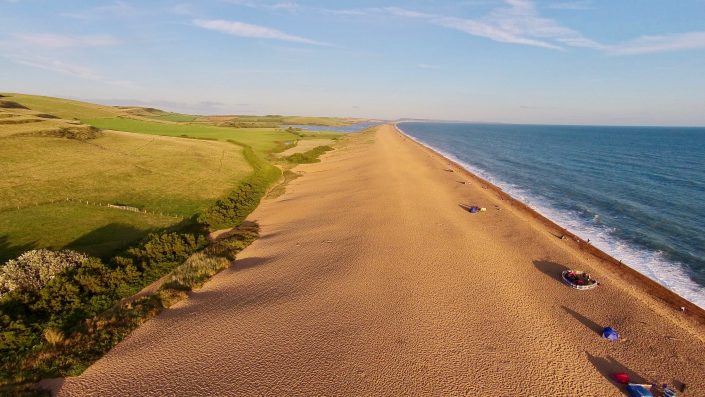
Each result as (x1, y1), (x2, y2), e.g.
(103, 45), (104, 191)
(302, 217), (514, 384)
(1, 138), (288, 395)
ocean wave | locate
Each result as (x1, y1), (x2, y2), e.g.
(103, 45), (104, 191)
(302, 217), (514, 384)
(396, 124), (705, 309)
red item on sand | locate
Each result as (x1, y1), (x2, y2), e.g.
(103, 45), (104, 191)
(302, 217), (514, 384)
(613, 372), (630, 384)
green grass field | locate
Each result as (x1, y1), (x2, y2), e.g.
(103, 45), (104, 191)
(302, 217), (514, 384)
(3, 93), (122, 119)
(0, 93), (347, 263)
(0, 131), (250, 261)
(0, 203), (178, 262)
(84, 117), (299, 152)
(195, 114), (361, 127)
(146, 113), (198, 122)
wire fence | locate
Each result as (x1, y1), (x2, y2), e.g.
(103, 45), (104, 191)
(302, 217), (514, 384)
(2, 197), (186, 219)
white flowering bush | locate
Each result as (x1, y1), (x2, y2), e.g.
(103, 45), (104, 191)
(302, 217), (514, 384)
(0, 249), (88, 298)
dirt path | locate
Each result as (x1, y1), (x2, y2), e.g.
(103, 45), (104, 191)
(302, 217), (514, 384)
(55, 125), (705, 396)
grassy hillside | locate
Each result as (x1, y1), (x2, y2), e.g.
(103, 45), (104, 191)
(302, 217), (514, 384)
(0, 130), (250, 262)
(3, 93), (361, 127)
(84, 117), (297, 152)
(0, 95), (253, 262)
(195, 114), (361, 127)
(3, 93), (121, 119)
(0, 93), (347, 262)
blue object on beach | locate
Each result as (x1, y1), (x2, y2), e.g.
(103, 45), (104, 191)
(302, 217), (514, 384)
(602, 326), (620, 341)
(625, 384), (654, 397)
(469, 206), (479, 213)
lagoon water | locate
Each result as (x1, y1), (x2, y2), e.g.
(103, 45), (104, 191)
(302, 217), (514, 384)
(289, 121), (380, 133)
(398, 122), (705, 308)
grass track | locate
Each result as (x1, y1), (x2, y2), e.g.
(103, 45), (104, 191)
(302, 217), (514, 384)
(84, 117), (299, 152)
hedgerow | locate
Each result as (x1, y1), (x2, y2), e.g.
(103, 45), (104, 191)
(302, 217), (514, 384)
(0, 231), (204, 388)
(0, 136), (295, 393)
(285, 145), (333, 164)
(198, 144), (281, 231)
(0, 250), (88, 298)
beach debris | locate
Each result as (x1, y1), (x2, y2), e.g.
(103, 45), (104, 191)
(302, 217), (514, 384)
(602, 326), (620, 341)
(625, 384), (654, 397)
(445, 168), (454, 172)
(324, 240), (333, 243)
(662, 384), (677, 397)
(612, 372), (630, 384)
(561, 270), (598, 290)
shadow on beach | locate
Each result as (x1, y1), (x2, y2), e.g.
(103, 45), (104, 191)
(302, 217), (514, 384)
(532, 259), (569, 284)
(458, 203), (474, 212)
(257, 232), (281, 241)
(586, 353), (648, 395)
(227, 256), (271, 272)
(561, 305), (603, 335)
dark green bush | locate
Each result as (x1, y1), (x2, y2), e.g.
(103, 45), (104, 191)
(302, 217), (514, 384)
(204, 223), (259, 261)
(219, 121), (280, 128)
(0, 257), (140, 381)
(198, 145), (280, 230)
(0, 137), (281, 391)
(125, 232), (206, 268)
(0, 230), (205, 386)
(285, 145), (333, 164)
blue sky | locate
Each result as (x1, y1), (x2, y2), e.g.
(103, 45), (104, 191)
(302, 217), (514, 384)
(2, 0), (705, 125)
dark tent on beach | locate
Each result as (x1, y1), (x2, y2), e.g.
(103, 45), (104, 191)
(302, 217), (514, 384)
(602, 326), (620, 341)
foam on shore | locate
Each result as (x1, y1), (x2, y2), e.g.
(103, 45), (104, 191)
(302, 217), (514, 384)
(395, 123), (705, 309)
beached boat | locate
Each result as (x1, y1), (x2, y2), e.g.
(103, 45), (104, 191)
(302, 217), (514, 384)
(561, 270), (598, 290)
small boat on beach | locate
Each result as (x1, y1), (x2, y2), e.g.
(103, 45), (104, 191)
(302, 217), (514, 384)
(561, 270), (598, 290)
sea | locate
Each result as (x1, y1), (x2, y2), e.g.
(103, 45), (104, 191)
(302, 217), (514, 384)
(397, 122), (705, 309)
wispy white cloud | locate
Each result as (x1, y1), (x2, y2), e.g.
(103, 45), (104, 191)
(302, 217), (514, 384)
(547, 1), (593, 10)
(14, 57), (103, 80)
(385, 7), (434, 19)
(14, 33), (119, 48)
(170, 3), (198, 17)
(223, 0), (300, 13)
(323, 8), (370, 16)
(62, 1), (141, 19)
(0, 48), (137, 88)
(193, 19), (329, 46)
(387, 1), (602, 50)
(324, 1), (705, 56)
(607, 31), (705, 55)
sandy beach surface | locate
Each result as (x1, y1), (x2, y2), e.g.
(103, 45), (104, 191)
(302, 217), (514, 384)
(54, 125), (705, 396)
(277, 138), (335, 157)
